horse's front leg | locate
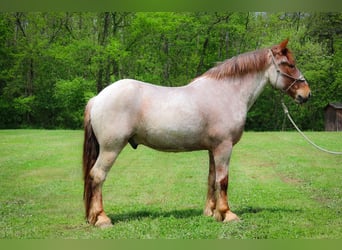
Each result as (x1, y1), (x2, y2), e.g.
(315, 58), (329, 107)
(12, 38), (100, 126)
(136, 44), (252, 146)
(211, 141), (240, 222)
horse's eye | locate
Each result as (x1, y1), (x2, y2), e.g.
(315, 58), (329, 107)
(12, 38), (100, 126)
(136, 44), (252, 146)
(281, 61), (295, 68)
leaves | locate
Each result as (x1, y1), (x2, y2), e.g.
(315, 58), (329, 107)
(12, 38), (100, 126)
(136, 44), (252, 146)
(0, 12), (340, 130)
(54, 78), (96, 129)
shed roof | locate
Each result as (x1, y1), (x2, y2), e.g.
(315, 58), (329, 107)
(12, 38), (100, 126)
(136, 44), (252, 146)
(325, 103), (342, 110)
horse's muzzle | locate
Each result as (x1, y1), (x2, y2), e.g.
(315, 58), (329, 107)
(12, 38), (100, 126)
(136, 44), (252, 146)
(295, 92), (311, 104)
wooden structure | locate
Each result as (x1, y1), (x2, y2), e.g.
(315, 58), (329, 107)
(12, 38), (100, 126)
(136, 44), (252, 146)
(324, 103), (342, 131)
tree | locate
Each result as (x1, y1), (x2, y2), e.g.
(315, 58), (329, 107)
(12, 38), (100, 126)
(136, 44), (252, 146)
(0, 12), (340, 130)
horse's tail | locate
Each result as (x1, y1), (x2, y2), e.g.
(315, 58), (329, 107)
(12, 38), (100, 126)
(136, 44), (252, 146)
(82, 97), (99, 220)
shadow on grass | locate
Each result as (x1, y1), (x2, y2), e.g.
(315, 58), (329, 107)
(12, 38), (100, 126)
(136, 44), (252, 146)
(108, 206), (303, 224)
(108, 208), (203, 224)
(236, 206), (303, 215)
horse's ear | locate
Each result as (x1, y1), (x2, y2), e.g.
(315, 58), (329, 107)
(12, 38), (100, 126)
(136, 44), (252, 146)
(279, 38), (289, 50)
(272, 39), (289, 55)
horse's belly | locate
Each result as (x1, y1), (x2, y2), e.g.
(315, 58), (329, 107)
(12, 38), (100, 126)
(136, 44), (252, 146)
(133, 126), (205, 152)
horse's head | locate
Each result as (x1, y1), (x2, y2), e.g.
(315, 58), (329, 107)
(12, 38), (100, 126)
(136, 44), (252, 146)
(268, 39), (311, 104)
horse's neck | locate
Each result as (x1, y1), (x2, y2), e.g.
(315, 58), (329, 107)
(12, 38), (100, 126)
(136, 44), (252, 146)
(197, 72), (268, 110)
(241, 72), (269, 111)
(191, 69), (269, 111)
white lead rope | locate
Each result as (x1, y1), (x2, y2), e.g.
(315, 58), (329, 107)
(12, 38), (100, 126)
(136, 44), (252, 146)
(281, 100), (342, 155)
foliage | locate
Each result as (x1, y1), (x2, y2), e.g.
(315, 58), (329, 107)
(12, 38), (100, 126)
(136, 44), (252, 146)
(0, 12), (341, 130)
(54, 78), (96, 128)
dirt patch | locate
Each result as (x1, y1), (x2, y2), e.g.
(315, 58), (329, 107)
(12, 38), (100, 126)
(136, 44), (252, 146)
(278, 174), (302, 185)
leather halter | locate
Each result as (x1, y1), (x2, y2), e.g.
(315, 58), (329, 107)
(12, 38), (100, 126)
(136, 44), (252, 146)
(269, 49), (306, 93)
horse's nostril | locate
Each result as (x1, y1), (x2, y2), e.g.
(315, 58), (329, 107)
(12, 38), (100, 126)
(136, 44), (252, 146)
(296, 94), (309, 104)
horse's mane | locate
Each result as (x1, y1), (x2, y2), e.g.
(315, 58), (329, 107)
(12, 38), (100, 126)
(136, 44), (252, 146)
(201, 48), (270, 80)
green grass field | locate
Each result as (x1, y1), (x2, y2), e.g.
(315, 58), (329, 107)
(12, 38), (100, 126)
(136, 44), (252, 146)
(0, 130), (341, 239)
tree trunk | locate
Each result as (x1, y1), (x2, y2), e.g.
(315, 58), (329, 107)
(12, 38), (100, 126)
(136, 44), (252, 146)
(96, 12), (110, 93)
(196, 37), (209, 76)
(162, 35), (170, 85)
(26, 57), (34, 97)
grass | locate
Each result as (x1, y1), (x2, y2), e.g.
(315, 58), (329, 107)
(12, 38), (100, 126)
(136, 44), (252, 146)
(0, 130), (341, 239)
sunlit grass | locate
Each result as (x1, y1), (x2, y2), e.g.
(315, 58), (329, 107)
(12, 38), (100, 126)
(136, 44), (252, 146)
(0, 130), (341, 239)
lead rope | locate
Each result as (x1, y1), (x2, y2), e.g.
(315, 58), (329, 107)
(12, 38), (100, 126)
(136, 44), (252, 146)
(281, 100), (342, 155)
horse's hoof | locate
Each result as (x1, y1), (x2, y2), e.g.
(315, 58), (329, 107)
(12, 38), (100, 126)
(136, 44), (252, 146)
(223, 211), (240, 222)
(96, 221), (113, 229)
(203, 208), (214, 217)
(213, 210), (223, 222)
(95, 215), (113, 229)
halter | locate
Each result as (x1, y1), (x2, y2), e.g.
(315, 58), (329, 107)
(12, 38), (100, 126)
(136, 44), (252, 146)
(269, 49), (306, 93)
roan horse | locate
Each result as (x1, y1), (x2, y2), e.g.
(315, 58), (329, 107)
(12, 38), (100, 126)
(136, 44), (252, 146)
(83, 39), (311, 228)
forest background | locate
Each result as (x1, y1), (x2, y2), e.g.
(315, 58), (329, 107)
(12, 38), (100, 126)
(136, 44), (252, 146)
(0, 12), (341, 130)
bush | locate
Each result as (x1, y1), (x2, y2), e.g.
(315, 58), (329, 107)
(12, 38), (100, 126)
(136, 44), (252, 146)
(54, 78), (96, 129)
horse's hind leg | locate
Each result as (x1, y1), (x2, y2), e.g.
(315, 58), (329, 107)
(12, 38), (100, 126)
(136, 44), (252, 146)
(86, 148), (121, 228)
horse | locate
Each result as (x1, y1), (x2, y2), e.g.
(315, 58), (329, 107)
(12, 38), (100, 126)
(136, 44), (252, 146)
(83, 39), (311, 228)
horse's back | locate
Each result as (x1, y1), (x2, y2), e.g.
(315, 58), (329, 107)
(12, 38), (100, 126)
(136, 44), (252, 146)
(89, 77), (245, 151)
(90, 79), (206, 151)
